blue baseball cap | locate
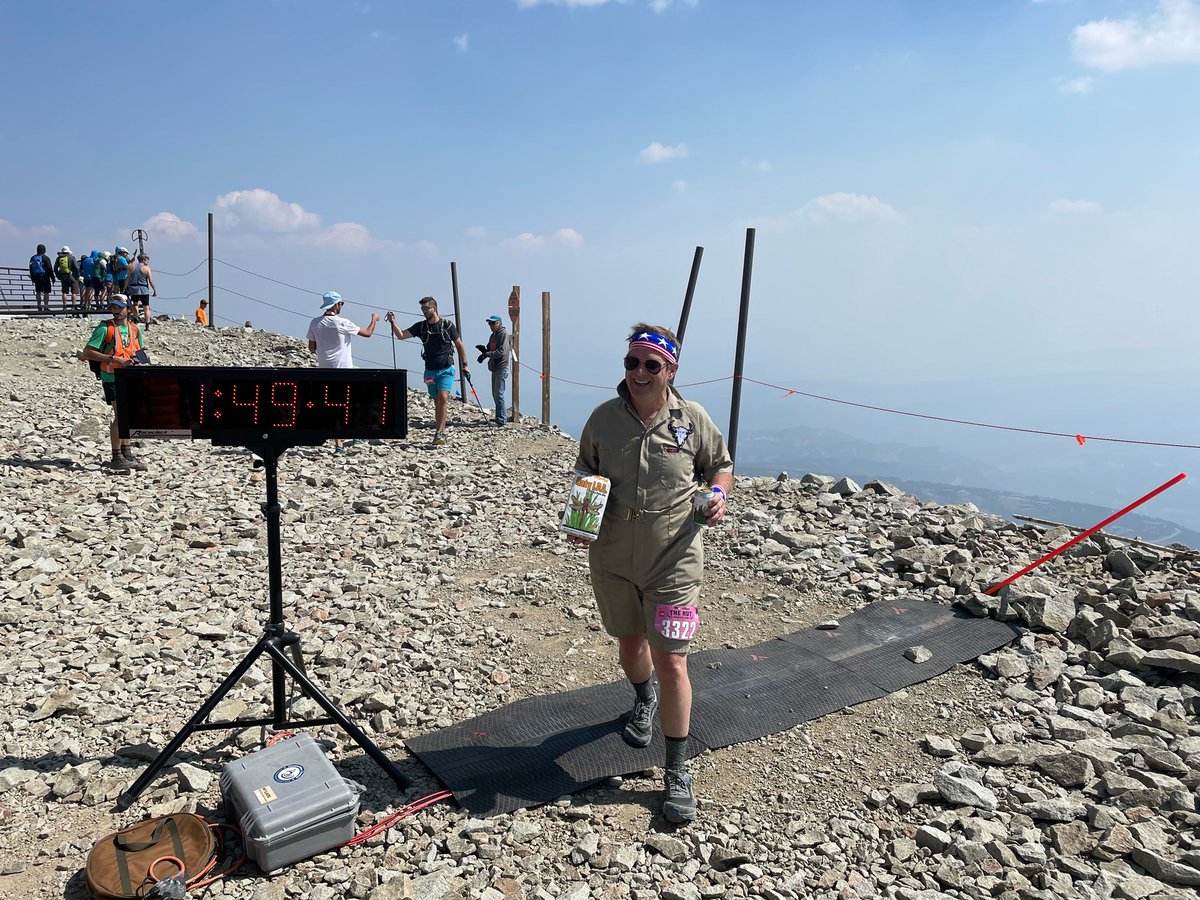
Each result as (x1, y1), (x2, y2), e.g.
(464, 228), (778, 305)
(486, 314), (502, 323)
(320, 291), (343, 310)
(109, 294), (129, 308)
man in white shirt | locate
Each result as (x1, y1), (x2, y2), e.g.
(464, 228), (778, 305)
(307, 291), (379, 452)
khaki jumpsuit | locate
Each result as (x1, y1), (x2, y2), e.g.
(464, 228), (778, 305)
(574, 383), (733, 651)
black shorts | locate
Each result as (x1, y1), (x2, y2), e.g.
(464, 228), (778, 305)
(60, 278), (77, 293)
(103, 381), (116, 404)
(130, 293), (150, 308)
(88, 278), (104, 291)
(32, 275), (51, 293)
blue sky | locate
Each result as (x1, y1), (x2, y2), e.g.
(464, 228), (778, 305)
(3, 0), (1200, 514)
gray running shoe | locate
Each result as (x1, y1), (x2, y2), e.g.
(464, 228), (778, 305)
(663, 769), (696, 823)
(108, 454), (132, 474)
(121, 448), (147, 471)
(622, 695), (658, 748)
(432, 431), (448, 447)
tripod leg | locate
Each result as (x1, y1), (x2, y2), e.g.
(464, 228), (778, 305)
(118, 635), (272, 810)
(263, 640), (410, 790)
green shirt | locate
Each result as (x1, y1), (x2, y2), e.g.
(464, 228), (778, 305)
(86, 321), (141, 384)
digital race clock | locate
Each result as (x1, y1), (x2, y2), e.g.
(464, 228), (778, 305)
(114, 367), (408, 446)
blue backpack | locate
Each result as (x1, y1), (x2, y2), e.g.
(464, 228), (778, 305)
(81, 256), (95, 279)
(29, 254), (45, 276)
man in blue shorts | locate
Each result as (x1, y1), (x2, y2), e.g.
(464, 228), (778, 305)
(385, 296), (470, 446)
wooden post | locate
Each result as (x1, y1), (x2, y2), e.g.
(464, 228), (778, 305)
(541, 291), (551, 425)
(508, 286), (520, 422)
(451, 262), (465, 403)
(207, 213), (214, 328)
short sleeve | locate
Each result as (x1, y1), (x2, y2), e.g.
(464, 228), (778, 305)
(86, 323), (109, 351)
(338, 317), (360, 335)
(689, 403), (733, 482)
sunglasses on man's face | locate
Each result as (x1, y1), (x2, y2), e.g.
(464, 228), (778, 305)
(624, 355), (665, 374)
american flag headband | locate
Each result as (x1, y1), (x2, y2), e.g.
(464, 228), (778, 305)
(628, 331), (678, 365)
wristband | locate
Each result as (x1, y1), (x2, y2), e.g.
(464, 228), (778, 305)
(711, 485), (725, 498)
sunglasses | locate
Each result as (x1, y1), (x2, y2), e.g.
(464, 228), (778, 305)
(624, 355), (666, 374)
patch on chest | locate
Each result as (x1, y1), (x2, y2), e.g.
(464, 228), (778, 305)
(668, 423), (693, 449)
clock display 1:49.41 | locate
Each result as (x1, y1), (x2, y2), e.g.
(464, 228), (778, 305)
(114, 367), (409, 444)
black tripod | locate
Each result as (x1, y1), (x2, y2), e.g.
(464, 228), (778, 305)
(118, 442), (409, 809)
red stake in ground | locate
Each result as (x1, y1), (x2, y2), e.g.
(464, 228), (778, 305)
(985, 473), (1187, 596)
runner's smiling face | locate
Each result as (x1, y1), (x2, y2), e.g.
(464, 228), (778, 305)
(624, 345), (675, 404)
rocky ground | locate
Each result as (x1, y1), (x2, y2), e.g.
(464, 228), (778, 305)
(0, 317), (1197, 900)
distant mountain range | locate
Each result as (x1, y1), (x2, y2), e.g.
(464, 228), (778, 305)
(736, 425), (1199, 549)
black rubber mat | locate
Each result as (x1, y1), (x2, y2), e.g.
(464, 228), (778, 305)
(407, 599), (1019, 816)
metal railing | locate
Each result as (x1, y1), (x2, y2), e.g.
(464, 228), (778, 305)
(0, 265), (103, 317)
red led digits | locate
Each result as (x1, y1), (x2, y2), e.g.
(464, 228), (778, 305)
(231, 384), (261, 424)
(324, 384), (351, 425)
(271, 382), (299, 427)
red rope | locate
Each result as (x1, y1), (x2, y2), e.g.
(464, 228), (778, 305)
(985, 473), (1187, 594)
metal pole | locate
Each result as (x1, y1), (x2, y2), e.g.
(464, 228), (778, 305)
(676, 246), (703, 358)
(511, 286), (521, 422)
(541, 291), (551, 425)
(451, 261), (465, 403)
(727, 228), (755, 469)
(207, 213), (214, 328)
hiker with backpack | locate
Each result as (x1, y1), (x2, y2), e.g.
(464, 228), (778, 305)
(111, 246), (131, 293)
(80, 295), (149, 473)
(55, 246), (80, 315)
(126, 253), (157, 328)
(79, 250), (97, 314)
(385, 297), (471, 447)
(96, 251), (112, 307)
(29, 244), (54, 312)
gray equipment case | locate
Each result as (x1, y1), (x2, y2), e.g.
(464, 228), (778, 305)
(220, 734), (362, 872)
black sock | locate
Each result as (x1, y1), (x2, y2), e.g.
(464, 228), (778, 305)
(664, 734), (688, 771)
(632, 678), (656, 703)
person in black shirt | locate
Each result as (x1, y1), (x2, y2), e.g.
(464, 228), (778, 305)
(386, 296), (470, 446)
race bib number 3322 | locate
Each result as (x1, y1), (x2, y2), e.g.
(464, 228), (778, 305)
(655, 604), (699, 641)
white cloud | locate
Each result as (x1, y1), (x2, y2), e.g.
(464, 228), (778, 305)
(212, 188), (430, 256)
(1072, 0), (1200, 71)
(800, 192), (902, 225)
(759, 193), (903, 229)
(743, 158), (773, 172)
(141, 212), (199, 241)
(465, 226), (488, 239)
(415, 240), (439, 257)
(300, 222), (379, 253)
(454, 33), (469, 51)
(639, 142), (688, 163)
(1057, 76), (1095, 94)
(502, 232), (546, 251)
(500, 228), (584, 251)
(553, 227), (585, 248)
(214, 189), (321, 233)
(0, 218), (57, 240)
(1050, 198), (1102, 214)
(650, 0), (698, 11)
(672, 179), (688, 194)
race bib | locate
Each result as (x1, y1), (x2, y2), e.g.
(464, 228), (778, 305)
(655, 604), (699, 641)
